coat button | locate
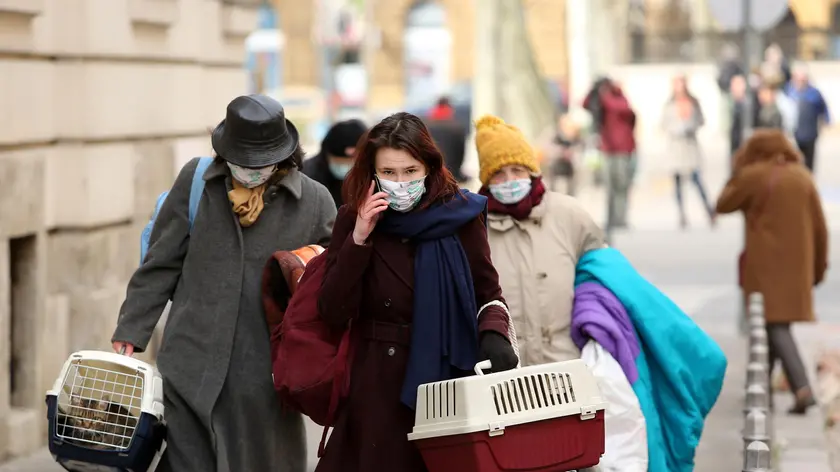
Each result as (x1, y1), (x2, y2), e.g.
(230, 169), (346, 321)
(388, 347), (396, 356)
(384, 299), (392, 307)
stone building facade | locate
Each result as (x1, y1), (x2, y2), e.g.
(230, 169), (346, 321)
(0, 0), (258, 462)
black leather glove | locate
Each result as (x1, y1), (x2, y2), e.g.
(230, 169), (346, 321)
(479, 331), (518, 374)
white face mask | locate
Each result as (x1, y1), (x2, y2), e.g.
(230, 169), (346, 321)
(489, 178), (532, 204)
(227, 163), (277, 188)
(377, 176), (426, 212)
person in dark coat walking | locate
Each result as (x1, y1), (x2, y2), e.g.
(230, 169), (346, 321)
(584, 78), (637, 231)
(785, 64), (830, 172)
(315, 112), (519, 472)
(112, 95), (336, 472)
(729, 75), (760, 160)
(303, 119), (368, 208)
(426, 101), (469, 182)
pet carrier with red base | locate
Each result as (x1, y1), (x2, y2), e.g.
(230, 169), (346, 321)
(408, 359), (606, 472)
(45, 350), (167, 472)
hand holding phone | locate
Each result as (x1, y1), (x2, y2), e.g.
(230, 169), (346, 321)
(353, 180), (390, 245)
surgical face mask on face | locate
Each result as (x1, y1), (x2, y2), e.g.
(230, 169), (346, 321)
(376, 176), (426, 212)
(227, 163), (277, 188)
(489, 178), (532, 205)
(328, 162), (353, 180)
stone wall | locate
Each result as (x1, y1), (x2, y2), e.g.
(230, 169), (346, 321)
(0, 0), (255, 462)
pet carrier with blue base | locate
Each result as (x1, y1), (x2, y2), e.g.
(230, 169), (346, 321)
(45, 350), (167, 472)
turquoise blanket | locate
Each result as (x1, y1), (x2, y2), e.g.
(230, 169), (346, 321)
(575, 248), (727, 472)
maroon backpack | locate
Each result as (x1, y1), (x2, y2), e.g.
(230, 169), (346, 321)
(263, 248), (353, 456)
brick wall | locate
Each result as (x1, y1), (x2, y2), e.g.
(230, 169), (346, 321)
(0, 0), (255, 461)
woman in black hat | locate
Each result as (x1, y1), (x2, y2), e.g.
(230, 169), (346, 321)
(303, 119), (368, 208)
(112, 94), (336, 472)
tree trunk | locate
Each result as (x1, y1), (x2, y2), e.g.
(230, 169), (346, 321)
(464, 0), (554, 184)
(497, 0), (555, 144)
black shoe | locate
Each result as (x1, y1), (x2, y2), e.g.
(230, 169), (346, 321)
(788, 391), (817, 415)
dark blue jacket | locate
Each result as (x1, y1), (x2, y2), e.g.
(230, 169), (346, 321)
(785, 83), (830, 142)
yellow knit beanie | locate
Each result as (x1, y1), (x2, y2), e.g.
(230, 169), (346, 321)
(474, 115), (540, 186)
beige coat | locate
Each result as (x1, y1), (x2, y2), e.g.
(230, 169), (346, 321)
(661, 98), (704, 176)
(716, 161), (828, 324)
(488, 191), (606, 365)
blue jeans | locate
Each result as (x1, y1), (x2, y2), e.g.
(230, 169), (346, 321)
(674, 171), (713, 221)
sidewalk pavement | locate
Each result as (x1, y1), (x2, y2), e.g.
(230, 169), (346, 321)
(694, 332), (747, 471)
(776, 323), (840, 472)
(694, 323), (836, 472)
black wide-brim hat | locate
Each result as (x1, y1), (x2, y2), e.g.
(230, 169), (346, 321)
(212, 94), (300, 168)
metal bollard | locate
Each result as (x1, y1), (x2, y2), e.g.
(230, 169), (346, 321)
(744, 384), (770, 412)
(749, 327), (767, 346)
(748, 292), (764, 308)
(743, 292), (772, 471)
(743, 440), (772, 471)
(743, 409), (771, 445)
(749, 344), (769, 366)
(748, 293), (765, 325)
(748, 313), (765, 330)
(745, 362), (769, 389)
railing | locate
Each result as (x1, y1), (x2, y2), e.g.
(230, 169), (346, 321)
(742, 292), (773, 471)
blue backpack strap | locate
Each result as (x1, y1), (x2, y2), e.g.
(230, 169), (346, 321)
(188, 157), (213, 231)
(140, 192), (171, 265)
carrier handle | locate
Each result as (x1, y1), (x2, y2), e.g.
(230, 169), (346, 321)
(474, 360), (493, 376)
(474, 359), (522, 376)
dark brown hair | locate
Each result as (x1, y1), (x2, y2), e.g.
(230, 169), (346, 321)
(734, 129), (802, 171)
(342, 112), (459, 211)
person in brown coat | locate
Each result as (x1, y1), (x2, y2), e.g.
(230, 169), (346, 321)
(315, 112), (519, 472)
(716, 129), (828, 414)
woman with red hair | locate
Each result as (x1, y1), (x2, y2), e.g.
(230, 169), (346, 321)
(716, 129), (828, 414)
(315, 112), (518, 471)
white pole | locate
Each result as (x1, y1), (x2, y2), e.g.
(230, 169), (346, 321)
(565, 0), (594, 110)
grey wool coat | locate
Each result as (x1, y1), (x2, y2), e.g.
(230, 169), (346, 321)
(112, 158), (336, 472)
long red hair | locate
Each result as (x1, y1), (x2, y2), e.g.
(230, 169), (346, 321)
(342, 112), (459, 211)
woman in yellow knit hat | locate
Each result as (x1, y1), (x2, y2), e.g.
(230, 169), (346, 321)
(475, 114), (605, 365)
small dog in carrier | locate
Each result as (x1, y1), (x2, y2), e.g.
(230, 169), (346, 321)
(46, 350), (167, 472)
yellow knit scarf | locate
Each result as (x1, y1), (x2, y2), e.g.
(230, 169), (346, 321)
(227, 169), (289, 227)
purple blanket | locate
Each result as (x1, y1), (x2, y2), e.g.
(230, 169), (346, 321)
(572, 282), (641, 383)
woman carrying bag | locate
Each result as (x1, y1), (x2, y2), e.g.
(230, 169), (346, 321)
(112, 95), (336, 471)
(716, 129), (828, 414)
(473, 114), (606, 365)
(315, 112), (518, 472)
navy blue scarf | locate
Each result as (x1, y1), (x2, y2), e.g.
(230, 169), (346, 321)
(378, 191), (488, 408)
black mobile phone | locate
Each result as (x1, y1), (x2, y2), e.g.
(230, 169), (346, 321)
(374, 176), (383, 194)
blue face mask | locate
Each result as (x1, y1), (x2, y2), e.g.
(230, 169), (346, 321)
(328, 162), (353, 180)
(489, 178), (532, 204)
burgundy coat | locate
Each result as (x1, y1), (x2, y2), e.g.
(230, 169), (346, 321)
(315, 205), (510, 472)
(585, 87), (637, 154)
